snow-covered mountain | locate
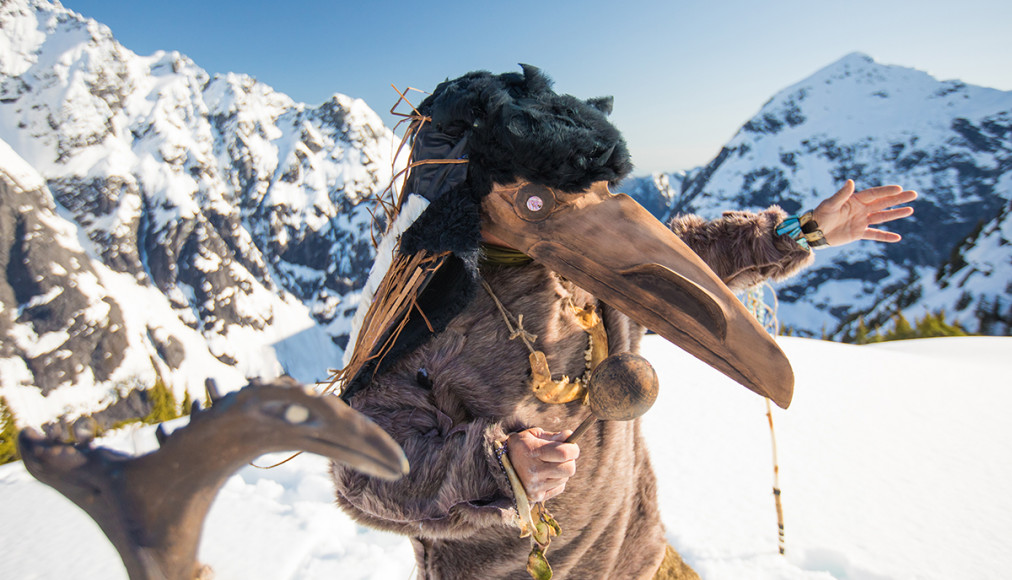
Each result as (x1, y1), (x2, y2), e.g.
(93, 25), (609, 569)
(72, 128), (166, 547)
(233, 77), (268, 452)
(3, 0), (1009, 432)
(622, 53), (1012, 339)
(1, 0), (395, 430)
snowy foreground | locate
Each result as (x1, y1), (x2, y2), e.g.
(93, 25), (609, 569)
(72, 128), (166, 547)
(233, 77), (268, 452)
(2, 335), (1010, 579)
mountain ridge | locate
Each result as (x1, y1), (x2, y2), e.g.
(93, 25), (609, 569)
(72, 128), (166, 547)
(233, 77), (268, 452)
(1, 0), (394, 430)
(2, 1), (1009, 432)
(622, 51), (1012, 339)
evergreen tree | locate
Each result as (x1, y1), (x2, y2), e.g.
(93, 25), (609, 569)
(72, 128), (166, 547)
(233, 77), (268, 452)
(915, 310), (967, 338)
(955, 291), (973, 312)
(976, 296), (1007, 335)
(181, 390), (193, 416)
(888, 312), (915, 341)
(1, 397), (21, 465)
(862, 309), (973, 343)
(869, 323), (884, 343)
(144, 378), (179, 425)
(855, 317), (870, 345)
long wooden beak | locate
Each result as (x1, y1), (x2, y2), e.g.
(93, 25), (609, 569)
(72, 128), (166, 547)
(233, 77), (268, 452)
(482, 181), (794, 408)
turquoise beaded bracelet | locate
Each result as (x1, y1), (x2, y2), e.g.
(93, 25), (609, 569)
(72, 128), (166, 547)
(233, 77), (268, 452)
(776, 210), (828, 250)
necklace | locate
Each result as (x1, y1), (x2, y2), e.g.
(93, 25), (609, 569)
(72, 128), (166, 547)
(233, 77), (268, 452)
(480, 278), (608, 404)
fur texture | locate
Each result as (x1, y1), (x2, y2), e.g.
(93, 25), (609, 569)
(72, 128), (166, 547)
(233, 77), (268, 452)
(400, 65), (632, 261)
(669, 206), (814, 290)
(422, 65), (631, 193)
(398, 184), (482, 264)
(334, 264), (667, 579)
(333, 214), (811, 579)
(387, 65), (638, 385)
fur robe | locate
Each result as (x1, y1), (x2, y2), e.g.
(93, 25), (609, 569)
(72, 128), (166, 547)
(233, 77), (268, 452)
(332, 207), (812, 579)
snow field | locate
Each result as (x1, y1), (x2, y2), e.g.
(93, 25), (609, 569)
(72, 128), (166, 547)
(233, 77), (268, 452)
(2, 335), (1010, 579)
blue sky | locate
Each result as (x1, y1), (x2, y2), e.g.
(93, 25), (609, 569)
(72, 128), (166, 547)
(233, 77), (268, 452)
(63, 0), (1012, 175)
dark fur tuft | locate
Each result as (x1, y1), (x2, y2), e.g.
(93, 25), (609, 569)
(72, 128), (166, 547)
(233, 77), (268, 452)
(399, 185), (481, 270)
(400, 65), (632, 261)
(419, 65), (632, 194)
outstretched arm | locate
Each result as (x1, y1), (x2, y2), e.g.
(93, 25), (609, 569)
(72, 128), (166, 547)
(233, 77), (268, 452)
(670, 207), (814, 291)
(812, 179), (917, 246)
(670, 180), (918, 290)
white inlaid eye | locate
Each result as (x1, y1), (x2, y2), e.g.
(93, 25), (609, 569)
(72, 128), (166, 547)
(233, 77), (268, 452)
(284, 404), (310, 424)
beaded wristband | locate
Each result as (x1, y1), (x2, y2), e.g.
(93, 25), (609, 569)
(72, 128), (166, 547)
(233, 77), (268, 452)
(776, 210), (828, 249)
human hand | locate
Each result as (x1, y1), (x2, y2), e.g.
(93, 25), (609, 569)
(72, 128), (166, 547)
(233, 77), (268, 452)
(506, 428), (580, 503)
(812, 180), (917, 246)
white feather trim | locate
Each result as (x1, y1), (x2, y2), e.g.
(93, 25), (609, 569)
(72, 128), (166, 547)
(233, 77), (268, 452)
(341, 193), (431, 367)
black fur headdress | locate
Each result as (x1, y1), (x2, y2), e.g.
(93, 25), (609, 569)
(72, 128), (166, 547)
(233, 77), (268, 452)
(399, 64), (633, 262)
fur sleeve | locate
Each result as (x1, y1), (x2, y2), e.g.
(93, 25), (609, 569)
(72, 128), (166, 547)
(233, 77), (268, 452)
(669, 206), (814, 292)
(483, 423), (517, 501)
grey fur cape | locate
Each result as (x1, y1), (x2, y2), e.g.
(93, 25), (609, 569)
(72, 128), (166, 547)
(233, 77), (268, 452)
(331, 207), (812, 579)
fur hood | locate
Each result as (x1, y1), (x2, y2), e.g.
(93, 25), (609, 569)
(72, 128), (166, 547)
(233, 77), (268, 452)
(399, 64), (632, 259)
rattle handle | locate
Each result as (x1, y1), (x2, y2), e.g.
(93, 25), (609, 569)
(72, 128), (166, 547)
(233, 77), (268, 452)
(566, 413), (597, 443)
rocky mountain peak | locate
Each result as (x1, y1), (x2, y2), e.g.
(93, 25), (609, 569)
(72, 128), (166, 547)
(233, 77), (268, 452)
(622, 54), (1012, 339)
(3, 2), (1009, 434)
(0, 0), (395, 430)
